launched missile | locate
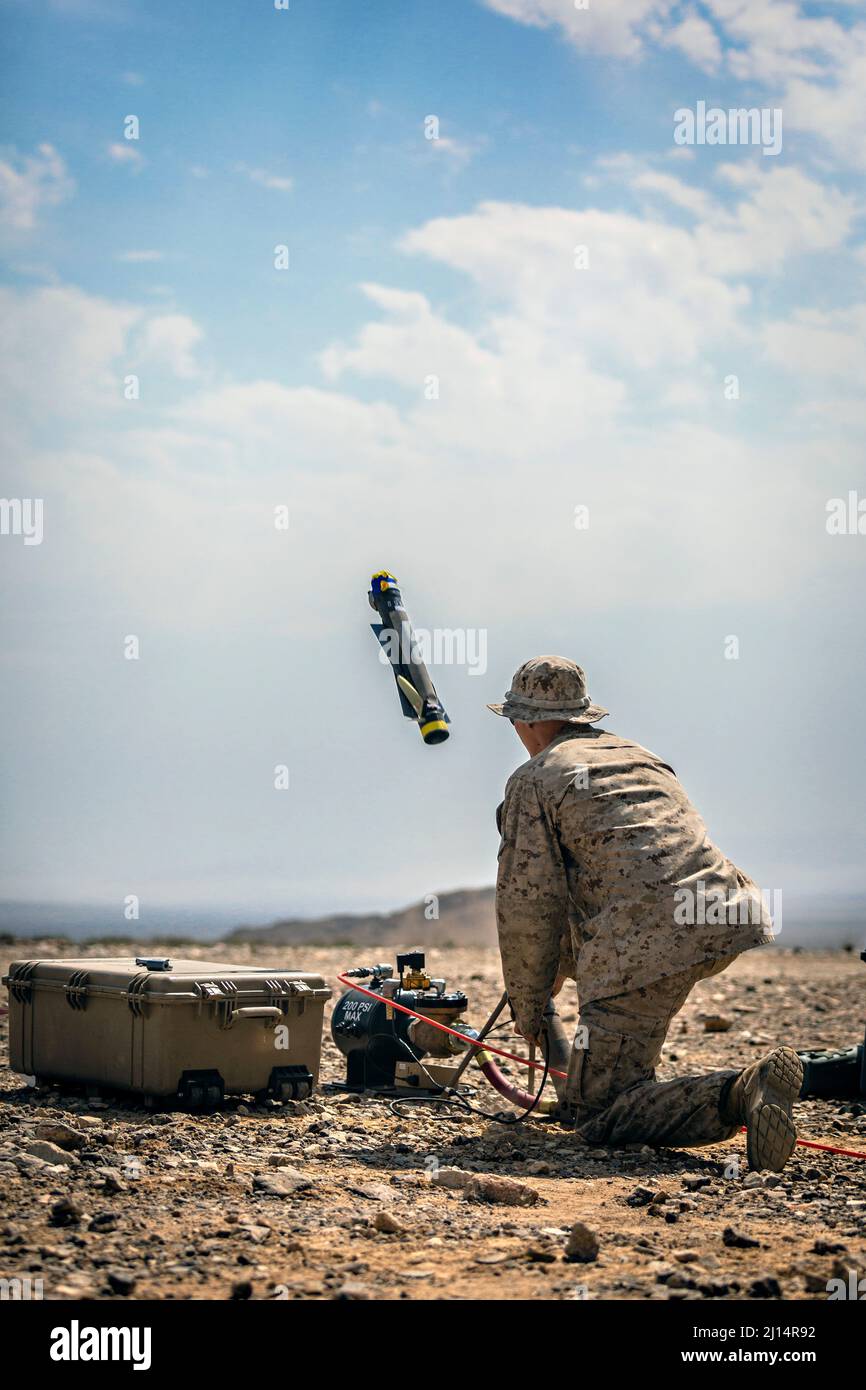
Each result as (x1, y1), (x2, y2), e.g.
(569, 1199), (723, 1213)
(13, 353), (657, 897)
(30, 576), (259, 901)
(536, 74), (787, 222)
(368, 571), (450, 745)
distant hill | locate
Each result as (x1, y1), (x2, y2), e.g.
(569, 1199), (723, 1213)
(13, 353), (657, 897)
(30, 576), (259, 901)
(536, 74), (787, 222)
(226, 887), (497, 948)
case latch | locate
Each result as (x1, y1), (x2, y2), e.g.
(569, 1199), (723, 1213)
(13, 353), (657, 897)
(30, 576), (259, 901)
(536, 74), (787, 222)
(64, 969), (90, 1011)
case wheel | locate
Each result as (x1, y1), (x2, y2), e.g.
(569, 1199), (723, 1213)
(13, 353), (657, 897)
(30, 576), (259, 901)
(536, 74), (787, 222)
(177, 1070), (225, 1109)
(268, 1065), (314, 1102)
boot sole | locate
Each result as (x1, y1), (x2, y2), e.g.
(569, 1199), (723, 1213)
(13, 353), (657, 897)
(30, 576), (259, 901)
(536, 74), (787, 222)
(745, 1047), (803, 1172)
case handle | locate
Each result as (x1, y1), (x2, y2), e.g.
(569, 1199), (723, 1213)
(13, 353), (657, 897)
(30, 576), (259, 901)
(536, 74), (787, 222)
(227, 1006), (283, 1026)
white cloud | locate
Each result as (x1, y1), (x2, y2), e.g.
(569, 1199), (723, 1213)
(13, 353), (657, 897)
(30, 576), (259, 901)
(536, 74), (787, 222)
(639, 163), (856, 275)
(115, 249), (164, 263)
(660, 8), (723, 70)
(107, 142), (143, 170)
(480, 0), (668, 60)
(425, 133), (485, 170)
(763, 303), (866, 384)
(236, 164), (294, 192)
(0, 143), (74, 232)
(0, 285), (136, 429)
(134, 314), (203, 379)
(481, 0), (866, 165)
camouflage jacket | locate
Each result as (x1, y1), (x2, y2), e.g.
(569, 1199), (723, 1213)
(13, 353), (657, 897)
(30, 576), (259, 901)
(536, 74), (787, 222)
(495, 727), (773, 1038)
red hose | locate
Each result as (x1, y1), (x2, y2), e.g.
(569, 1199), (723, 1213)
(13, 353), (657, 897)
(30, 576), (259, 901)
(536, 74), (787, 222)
(476, 1056), (548, 1111)
(336, 973), (567, 1079)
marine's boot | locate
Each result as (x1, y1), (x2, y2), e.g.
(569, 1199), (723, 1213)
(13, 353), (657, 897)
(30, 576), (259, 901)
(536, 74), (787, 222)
(723, 1046), (803, 1172)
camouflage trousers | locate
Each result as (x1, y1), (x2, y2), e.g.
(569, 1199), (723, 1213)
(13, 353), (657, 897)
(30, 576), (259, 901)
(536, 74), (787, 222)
(563, 956), (742, 1149)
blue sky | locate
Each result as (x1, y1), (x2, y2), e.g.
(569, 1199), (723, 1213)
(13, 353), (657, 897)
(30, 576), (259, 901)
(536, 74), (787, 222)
(1, 0), (865, 934)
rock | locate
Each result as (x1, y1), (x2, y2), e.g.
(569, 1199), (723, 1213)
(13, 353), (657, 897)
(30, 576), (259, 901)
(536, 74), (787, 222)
(814, 1239), (846, 1255)
(723, 1226), (760, 1249)
(24, 1139), (77, 1166)
(703, 1016), (733, 1033)
(673, 1250), (701, 1264)
(238, 1222), (272, 1244)
(106, 1269), (137, 1296)
(35, 1122), (86, 1150)
(89, 1211), (120, 1233)
(698, 1280), (732, 1298)
(526, 1244), (558, 1263)
(430, 1167), (472, 1190)
(564, 1222), (600, 1263)
(49, 1197), (81, 1227)
(347, 1181), (395, 1203)
(464, 1175), (540, 1208)
(626, 1185), (657, 1207)
(524, 1160), (552, 1175)
(373, 1210), (406, 1235)
(749, 1276), (782, 1298)
(253, 1169), (312, 1196)
(230, 1280), (253, 1300)
(333, 1282), (371, 1300)
(682, 1175), (711, 1192)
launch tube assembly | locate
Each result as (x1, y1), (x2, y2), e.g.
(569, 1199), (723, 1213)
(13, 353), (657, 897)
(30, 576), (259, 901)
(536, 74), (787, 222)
(331, 952), (572, 1116)
(368, 571), (450, 744)
(332, 955), (866, 1155)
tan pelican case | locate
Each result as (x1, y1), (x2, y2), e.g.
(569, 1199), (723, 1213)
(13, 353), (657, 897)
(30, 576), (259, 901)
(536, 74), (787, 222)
(2, 956), (331, 1104)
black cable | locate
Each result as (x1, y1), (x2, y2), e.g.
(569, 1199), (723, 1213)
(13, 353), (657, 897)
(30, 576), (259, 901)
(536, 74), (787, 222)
(386, 1026), (552, 1126)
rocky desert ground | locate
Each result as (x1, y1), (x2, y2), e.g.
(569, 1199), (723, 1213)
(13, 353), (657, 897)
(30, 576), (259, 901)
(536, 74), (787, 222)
(1, 940), (865, 1302)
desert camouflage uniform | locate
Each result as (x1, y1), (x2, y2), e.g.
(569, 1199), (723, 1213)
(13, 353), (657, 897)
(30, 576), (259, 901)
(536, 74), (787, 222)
(495, 723), (774, 1148)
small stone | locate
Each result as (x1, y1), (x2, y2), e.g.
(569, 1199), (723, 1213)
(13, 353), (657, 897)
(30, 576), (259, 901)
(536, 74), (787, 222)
(348, 1181), (395, 1203)
(253, 1169), (312, 1196)
(464, 1175), (540, 1208)
(24, 1139), (77, 1167)
(230, 1280), (253, 1300)
(35, 1122), (86, 1150)
(430, 1167), (472, 1190)
(526, 1244), (558, 1263)
(723, 1226), (760, 1249)
(703, 1016), (733, 1033)
(89, 1211), (119, 1233)
(673, 1250), (701, 1264)
(333, 1282), (371, 1300)
(564, 1222), (600, 1263)
(682, 1175), (711, 1192)
(373, 1211), (406, 1235)
(748, 1275), (782, 1298)
(626, 1185), (657, 1207)
(49, 1197), (81, 1227)
(106, 1269), (137, 1296)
